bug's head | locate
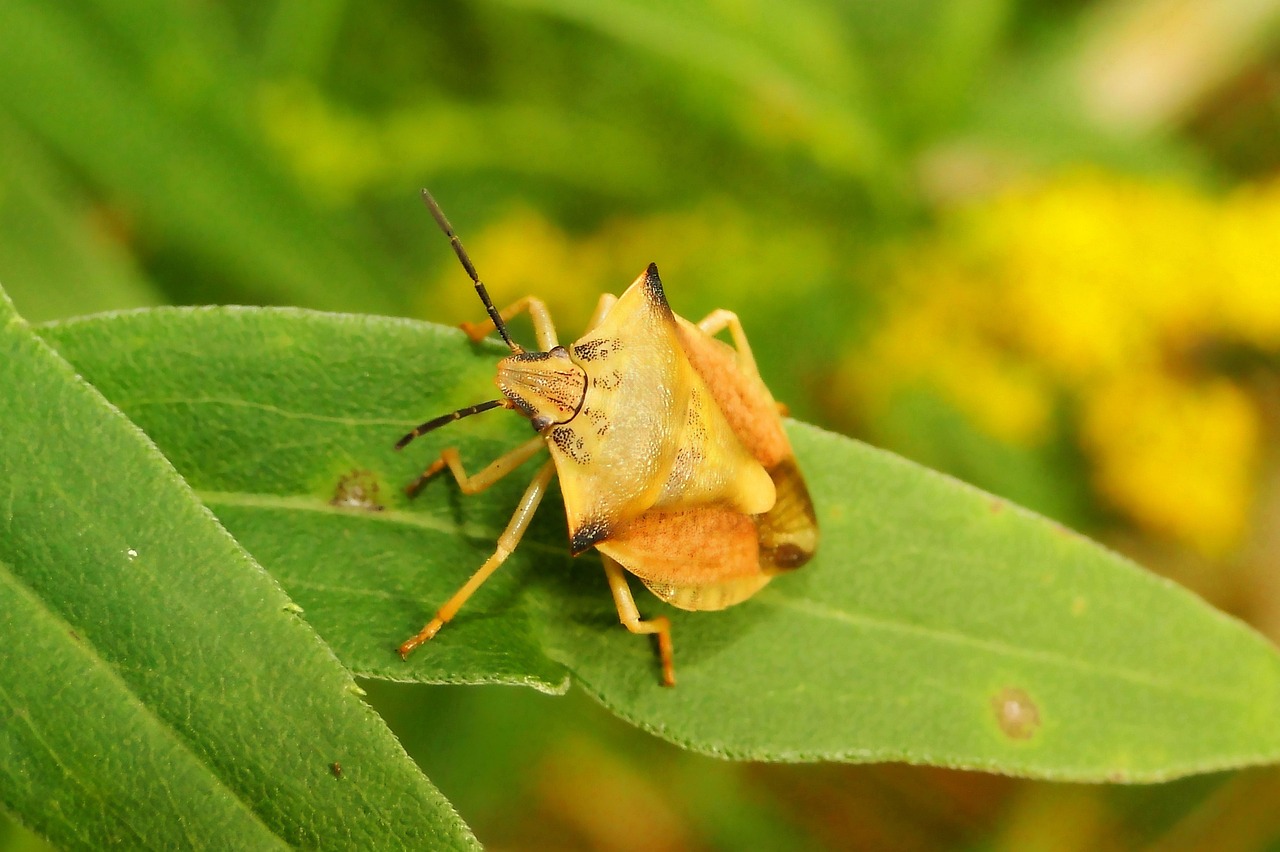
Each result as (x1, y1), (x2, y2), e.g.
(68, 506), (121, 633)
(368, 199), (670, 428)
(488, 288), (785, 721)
(395, 191), (590, 453)
(496, 345), (587, 432)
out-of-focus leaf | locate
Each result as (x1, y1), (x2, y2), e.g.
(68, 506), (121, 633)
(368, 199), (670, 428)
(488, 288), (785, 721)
(0, 290), (474, 849)
(0, 1), (403, 312)
(40, 306), (1280, 783)
(0, 120), (161, 322)
(489, 0), (889, 181)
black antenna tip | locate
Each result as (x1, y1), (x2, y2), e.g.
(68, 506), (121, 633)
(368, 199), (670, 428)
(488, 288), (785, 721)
(419, 189), (521, 352)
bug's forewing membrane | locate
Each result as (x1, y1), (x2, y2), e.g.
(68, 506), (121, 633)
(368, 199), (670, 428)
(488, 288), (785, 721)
(674, 317), (818, 572)
(552, 268), (773, 553)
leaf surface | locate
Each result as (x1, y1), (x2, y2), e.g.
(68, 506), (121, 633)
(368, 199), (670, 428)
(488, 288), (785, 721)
(0, 293), (474, 849)
(40, 306), (1280, 782)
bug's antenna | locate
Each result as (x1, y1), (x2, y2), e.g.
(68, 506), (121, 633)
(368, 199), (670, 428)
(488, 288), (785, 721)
(395, 399), (509, 450)
(421, 189), (521, 353)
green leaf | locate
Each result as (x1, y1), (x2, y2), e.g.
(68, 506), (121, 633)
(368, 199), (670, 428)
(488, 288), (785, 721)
(0, 295), (475, 848)
(40, 306), (1280, 783)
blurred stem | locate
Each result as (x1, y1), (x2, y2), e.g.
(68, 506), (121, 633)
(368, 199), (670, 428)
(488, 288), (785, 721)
(487, 0), (897, 193)
(1074, 0), (1280, 133)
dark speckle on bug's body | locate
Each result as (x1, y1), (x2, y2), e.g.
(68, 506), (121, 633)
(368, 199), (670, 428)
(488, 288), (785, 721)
(551, 425), (590, 464)
(593, 369), (623, 390)
(573, 338), (620, 362)
(571, 517), (612, 554)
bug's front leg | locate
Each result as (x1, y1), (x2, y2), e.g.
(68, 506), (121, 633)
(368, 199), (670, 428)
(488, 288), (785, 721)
(405, 434), (545, 497)
(461, 296), (559, 351)
(602, 555), (675, 687)
(398, 459), (557, 659)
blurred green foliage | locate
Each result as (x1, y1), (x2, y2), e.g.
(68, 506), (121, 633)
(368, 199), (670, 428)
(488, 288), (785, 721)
(3, 0), (1280, 848)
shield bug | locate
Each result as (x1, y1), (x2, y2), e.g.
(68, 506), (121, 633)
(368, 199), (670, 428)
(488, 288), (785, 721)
(396, 190), (818, 686)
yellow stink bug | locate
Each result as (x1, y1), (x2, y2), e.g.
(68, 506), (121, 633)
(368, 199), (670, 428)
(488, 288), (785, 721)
(396, 190), (818, 686)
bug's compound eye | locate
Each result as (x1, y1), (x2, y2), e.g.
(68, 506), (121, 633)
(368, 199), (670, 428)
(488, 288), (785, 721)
(548, 345), (570, 358)
(530, 413), (556, 432)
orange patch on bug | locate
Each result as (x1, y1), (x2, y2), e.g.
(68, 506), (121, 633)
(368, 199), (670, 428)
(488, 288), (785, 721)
(675, 318), (791, 469)
(598, 507), (761, 586)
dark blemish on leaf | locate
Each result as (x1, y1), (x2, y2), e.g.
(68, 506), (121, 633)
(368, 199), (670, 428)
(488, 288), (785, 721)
(330, 762), (343, 779)
(331, 469), (386, 511)
(69, 630), (80, 641)
(992, 687), (1040, 740)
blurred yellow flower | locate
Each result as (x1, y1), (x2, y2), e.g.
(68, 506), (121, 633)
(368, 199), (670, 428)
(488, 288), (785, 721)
(1081, 373), (1258, 553)
(416, 201), (829, 338)
(848, 171), (1280, 553)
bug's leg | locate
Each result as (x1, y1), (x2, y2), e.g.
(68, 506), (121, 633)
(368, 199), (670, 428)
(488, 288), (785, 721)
(602, 555), (675, 687)
(585, 293), (618, 332)
(461, 296), (559, 351)
(405, 435), (545, 497)
(696, 309), (761, 378)
(398, 459), (557, 658)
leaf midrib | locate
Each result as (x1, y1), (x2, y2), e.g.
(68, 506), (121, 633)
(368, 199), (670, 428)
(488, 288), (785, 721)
(203, 488), (1250, 703)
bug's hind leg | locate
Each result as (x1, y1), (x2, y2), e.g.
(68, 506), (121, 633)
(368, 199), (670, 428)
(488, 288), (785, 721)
(602, 555), (675, 687)
(399, 460), (557, 659)
(406, 435), (545, 497)
(697, 308), (789, 412)
(696, 309), (760, 378)
(461, 296), (559, 351)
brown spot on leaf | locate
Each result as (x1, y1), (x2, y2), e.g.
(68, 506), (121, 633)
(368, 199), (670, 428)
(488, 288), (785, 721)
(989, 499), (1005, 513)
(992, 687), (1040, 740)
(330, 761), (343, 779)
(331, 469), (386, 511)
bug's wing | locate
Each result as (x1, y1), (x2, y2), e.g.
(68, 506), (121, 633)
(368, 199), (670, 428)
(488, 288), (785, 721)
(595, 507), (773, 612)
(674, 315), (818, 569)
(673, 316), (793, 469)
(757, 458), (818, 571)
(556, 266), (773, 553)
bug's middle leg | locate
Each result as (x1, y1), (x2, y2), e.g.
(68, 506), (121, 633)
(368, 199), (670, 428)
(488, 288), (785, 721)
(461, 296), (559, 351)
(406, 434), (545, 497)
(398, 459), (557, 659)
(585, 293), (618, 331)
(602, 555), (675, 687)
